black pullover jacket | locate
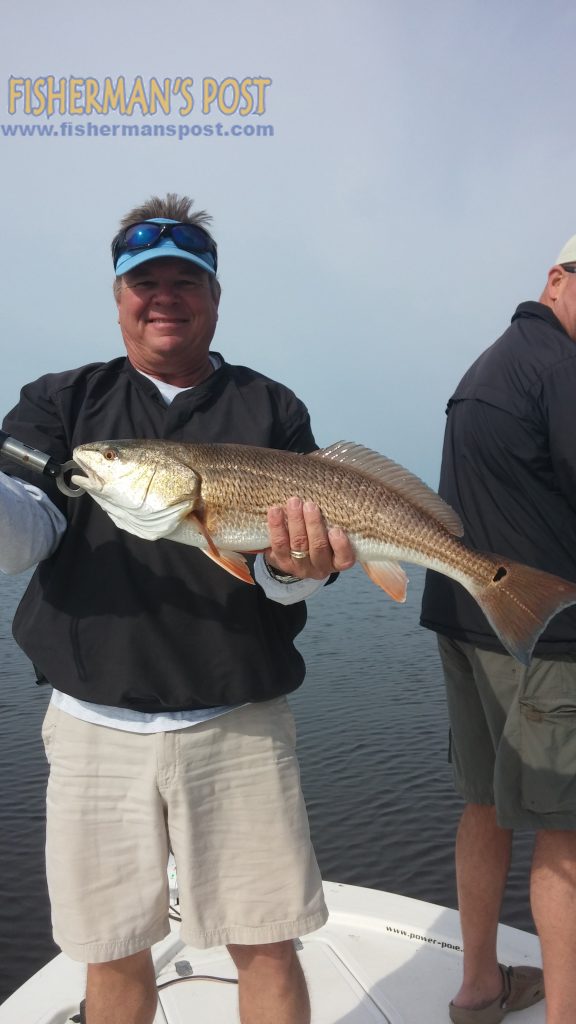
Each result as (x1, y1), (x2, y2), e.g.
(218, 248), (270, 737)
(1, 355), (317, 710)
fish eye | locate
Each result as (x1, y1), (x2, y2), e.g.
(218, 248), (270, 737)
(103, 448), (118, 461)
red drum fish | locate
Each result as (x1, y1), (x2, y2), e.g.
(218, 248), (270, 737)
(72, 439), (576, 665)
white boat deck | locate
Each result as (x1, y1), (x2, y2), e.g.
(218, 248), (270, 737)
(0, 881), (545, 1024)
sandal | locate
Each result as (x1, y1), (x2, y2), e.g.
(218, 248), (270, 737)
(449, 964), (544, 1023)
(70, 999), (86, 1024)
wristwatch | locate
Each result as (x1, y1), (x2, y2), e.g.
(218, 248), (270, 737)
(263, 557), (301, 584)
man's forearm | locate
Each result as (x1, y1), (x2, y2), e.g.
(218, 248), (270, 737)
(0, 474), (67, 574)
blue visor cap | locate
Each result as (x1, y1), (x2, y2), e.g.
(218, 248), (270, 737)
(113, 218), (217, 276)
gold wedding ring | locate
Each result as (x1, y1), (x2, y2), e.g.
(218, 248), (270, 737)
(290, 549), (309, 560)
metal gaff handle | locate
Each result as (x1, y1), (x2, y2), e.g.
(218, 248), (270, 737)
(0, 430), (84, 497)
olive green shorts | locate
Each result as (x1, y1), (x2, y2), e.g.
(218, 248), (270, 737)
(438, 635), (576, 829)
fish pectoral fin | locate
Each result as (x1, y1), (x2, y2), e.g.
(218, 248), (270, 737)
(360, 559), (408, 602)
(188, 511), (221, 557)
(199, 547), (255, 585)
(186, 512), (254, 584)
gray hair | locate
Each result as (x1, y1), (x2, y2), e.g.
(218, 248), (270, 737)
(116, 192), (213, 232)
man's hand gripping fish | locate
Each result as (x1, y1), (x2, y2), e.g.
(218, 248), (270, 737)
(72, 439), (576, 666)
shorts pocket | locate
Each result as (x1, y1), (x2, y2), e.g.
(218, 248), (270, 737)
(275, 697), (297, 750)
(41, 703), (59, 764)
(519, 697), (576, 813)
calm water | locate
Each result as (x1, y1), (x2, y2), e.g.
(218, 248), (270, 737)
(0, 565), (536, 1005)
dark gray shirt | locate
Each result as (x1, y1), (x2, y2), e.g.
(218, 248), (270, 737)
(421, 301), (576, 655)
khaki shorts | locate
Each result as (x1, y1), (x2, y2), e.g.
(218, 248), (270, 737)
(42, 698), (327, 963)
(438, 635), (576, 829)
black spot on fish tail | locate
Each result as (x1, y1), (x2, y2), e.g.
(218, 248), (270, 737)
(466, 561), (576, 665)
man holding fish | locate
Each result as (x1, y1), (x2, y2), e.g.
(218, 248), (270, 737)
(4, 199), (576, 1024)
(421, 237), (576, 1024)
(0, 194), (357, 1024)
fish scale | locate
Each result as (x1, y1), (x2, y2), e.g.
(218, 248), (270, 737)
(200, 452), (465, 572)
(72, 437), (576, 666)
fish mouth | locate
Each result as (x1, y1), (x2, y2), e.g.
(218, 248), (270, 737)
(70, 470), (101, 493)
(70, 454), (103, 492)
(62, 458), (85, 477)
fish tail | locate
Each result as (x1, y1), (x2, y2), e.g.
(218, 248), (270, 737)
(468, 561), (576, 665)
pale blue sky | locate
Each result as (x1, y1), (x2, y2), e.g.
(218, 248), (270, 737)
(1, 0), (575, 484)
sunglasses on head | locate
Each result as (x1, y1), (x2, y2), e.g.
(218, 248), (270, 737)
(112, 221), (218, 272)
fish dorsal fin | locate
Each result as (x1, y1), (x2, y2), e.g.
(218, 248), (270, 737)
(311, 441), (463, 537)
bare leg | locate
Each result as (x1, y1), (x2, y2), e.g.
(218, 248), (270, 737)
(451, 803), (513, 1009)
(227, 940), (310, 1024)
(84, 949), (157, 1024)
(531, 830), (576, 1024)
